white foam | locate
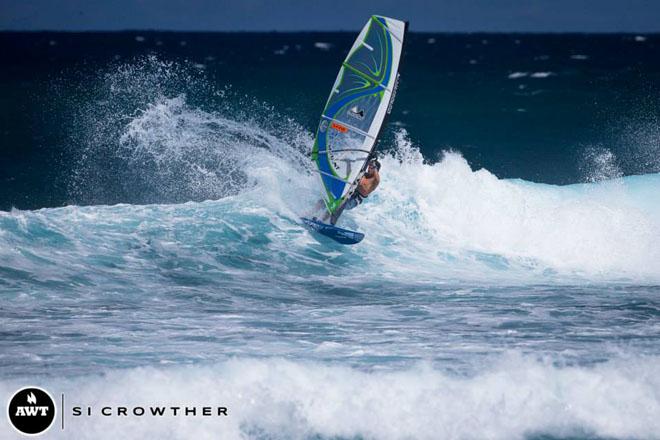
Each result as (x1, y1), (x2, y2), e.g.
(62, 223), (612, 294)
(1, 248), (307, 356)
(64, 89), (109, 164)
(314, 42), (333, 51)
(1, 355), (658, 439)
(273, 45), (289, 55)
(530, 72), (554, 78)
(354, 130), (660, 281)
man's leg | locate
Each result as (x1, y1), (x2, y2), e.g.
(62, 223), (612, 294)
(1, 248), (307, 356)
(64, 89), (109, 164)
(343, 196), (359, 211)
(329, 195), (360, 225)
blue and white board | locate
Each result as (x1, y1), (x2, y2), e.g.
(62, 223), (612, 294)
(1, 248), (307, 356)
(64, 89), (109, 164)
(301, 217), (365, 245)
(304, 15), (407, 245)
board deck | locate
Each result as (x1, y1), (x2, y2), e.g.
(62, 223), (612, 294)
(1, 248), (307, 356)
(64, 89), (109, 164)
(301, 217), (365, 245)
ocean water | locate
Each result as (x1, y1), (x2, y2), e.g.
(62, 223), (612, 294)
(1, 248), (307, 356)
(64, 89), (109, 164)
(1, 32), (660, 439)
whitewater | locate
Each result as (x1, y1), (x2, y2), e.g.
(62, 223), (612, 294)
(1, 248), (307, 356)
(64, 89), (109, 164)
(1, 61), (660, 439)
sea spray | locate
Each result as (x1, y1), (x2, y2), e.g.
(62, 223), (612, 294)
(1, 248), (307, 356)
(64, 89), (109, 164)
(67, 56), (312, 206)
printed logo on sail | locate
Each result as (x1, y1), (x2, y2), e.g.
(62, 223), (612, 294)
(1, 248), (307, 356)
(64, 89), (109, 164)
(330, 122), (348, 133)
(7, 387), (56, 436)
(348, 106), (365, 120)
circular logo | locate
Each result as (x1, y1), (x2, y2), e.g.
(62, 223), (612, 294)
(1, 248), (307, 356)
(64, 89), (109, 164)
(7, 387), (56, 436)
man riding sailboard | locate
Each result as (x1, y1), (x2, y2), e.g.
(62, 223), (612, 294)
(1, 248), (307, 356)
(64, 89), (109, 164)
(301, 15), (407, 245)
(323, 157), (381, 224)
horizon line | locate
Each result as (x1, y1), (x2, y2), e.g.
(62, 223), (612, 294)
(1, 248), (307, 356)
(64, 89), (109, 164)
(1, 29), (659, 35)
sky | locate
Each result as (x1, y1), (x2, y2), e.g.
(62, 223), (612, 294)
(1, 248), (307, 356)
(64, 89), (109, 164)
(2, 0), (660, 32)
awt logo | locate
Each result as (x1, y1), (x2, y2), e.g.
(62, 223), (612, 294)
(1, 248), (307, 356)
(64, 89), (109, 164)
(7, 387), (56, 436)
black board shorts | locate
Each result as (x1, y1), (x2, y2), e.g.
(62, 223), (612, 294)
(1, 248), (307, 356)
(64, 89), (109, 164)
(344, 192), (366, 211)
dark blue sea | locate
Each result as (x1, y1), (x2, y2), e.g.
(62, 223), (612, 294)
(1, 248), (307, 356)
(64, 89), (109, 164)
(1, 31), (659, 439)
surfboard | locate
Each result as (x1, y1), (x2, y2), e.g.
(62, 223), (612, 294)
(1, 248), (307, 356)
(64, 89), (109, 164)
(301, 217), (365, 245)
(304, 15), (408, 244)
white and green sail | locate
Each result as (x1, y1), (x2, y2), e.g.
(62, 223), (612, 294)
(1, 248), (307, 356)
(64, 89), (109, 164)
(311, 16), (407, 219)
